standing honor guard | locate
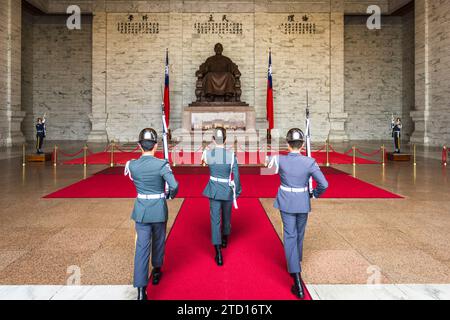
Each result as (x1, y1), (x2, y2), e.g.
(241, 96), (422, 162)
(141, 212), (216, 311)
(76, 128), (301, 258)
(35, 114), (47, 154)
(125, 128), (179, 300)
(202, 127), (242, 266)
(391, 116), (402, 153)
(267, 128), (328, 299)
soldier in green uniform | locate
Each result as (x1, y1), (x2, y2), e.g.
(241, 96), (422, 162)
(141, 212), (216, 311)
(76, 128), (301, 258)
(202, 127), (242, 266)
(125, 128), (179, 300)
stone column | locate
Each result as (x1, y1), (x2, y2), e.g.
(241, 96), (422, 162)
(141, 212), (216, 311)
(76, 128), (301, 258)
(329, 1), (348, 141)
(410, 0), (430, 145)
(0, 0), (25, 147)
(87, 10), (109, 143)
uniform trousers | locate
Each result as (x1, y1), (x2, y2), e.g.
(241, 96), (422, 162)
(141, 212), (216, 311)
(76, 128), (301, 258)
(133, 222), (166, 288)
(280, 211), (309, 274)
(209, 199), (233, 246)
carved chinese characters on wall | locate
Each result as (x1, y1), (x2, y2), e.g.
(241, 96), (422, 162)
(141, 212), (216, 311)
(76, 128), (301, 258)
(117, 14), (159, 34)
(280, 14), (316, 35)
(194, 15), (243, 35)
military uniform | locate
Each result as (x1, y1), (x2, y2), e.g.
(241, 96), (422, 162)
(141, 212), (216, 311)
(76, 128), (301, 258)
(125, 154), (178, 289)
(269, 152), (328, 274)
(391, 120), (402, 153)
(36, 119), (46, 154)
(202, 146), (242, 246)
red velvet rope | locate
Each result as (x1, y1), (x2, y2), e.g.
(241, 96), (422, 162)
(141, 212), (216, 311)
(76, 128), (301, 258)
(343, 148), (354, 156)
(328, 144), (338, 153)
(58, 149), (84, 158)
(114, 145), (140, 153)
(314, 145), (327, 153)
(355, 148), (382, 157)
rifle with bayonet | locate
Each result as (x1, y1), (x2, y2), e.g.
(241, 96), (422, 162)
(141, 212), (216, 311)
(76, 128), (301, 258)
(305, 91), (313, 197)
(161, 87), (170, 197)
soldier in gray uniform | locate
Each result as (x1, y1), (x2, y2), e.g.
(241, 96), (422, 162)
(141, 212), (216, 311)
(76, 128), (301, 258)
(268, 128), (328, 299)
(125, 128), (179, 300)
(202, 127), (242, 266)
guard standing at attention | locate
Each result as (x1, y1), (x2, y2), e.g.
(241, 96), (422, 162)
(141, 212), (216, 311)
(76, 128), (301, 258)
(125, 128), (179, 300)
(202, 127), (242, 266)
(391, 117), (402, 153)
(35, 114), (47, 154)
(268, 128), (328, 299)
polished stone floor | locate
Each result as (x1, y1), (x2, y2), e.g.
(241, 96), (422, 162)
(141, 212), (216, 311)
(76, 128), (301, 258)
(0, 141), (449, 299)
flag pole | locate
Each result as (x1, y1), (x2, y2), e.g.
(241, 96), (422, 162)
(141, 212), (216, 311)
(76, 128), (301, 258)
(267, 47), (273, 142)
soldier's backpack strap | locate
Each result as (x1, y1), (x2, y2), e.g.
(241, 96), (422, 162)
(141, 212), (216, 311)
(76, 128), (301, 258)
(228, 151), (238, 209)
(124, 160), (134, 181)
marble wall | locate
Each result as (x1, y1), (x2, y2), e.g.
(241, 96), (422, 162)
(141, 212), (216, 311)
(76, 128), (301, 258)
(411, 0), (450, 146)
(344, 16), (406, 141)
(21, 15), (93, 141)
(0, 0), (25, 147)
(5, 0), (449, 146)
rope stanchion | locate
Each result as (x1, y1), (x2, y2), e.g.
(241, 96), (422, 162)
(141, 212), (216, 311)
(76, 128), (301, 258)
(22, 143), (26, 167)
(326, 140), (330, 167)
(381, 145), (385, 166)
(352, 146), (356, 166)
(110, 141), (115, 168)
(53, 145), (58, 167)
(83, 145), (88, 167)
(443, 146), (448, 166)
(413, 144), (417, 166)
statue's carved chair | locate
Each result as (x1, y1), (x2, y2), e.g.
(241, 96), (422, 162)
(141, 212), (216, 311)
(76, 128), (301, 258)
(195, 62), (242, 103)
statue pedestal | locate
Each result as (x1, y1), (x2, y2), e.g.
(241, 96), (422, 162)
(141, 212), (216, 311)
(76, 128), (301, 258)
(182, 104), (256, 132)
(177, 104), (257, 144)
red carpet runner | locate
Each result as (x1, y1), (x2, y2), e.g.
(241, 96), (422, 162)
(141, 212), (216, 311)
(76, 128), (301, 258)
(62, 151), (378, 165)
(44, 167), (402, 199)
(147, 198), (311, 300)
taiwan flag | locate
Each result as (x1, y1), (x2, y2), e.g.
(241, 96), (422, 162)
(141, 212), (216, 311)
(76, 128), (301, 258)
(266, 49), (274, 133)
(164, 49), (170, 127)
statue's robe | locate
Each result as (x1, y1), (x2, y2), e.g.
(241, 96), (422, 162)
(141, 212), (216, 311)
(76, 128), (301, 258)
(201, 55), (237, 97)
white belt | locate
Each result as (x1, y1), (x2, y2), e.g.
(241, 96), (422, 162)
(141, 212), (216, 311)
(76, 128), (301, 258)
(280, 186), (308, 193)
(137, 193), (166, 200)
(210, 176), (230, 183)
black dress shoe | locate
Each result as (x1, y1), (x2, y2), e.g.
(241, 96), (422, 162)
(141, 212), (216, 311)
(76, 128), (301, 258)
(215, 245), (223, 266)
(137, 287), (147, 300)
(291, 273), (304, 299)
(222, 235), (228, 248)
(151, 268), (162, 285)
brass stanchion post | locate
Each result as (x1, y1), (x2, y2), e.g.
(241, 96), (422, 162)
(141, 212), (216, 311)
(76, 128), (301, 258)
(381, 145), (385, 166)
(444, 146), (447, 167)
(53, 145), (58, 167)
(326, 140), (330, 167)
(110, 141), (115, 168)
(83, 145), (88, 167)
(22, 143), (26, 167)
(352, 146), (356, 167)
(413, 144), (417, 166)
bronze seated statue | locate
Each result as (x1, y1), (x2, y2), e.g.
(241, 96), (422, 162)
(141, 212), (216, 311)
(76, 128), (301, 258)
(195, 43), (242, 103)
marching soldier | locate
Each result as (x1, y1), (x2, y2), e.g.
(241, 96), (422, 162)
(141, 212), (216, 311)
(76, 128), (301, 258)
(268, 128), (328, 299)
(125, 128), (179, 300)
(202, 127), (242, 266)
(391, 117), (402, 153)
(35, 114), (46, 154)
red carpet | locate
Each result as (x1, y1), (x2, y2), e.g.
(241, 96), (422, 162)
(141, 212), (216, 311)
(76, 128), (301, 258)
(147, 198), (311, 300)
(44, 167), (402, 199)
(62, 150), (378, 165)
